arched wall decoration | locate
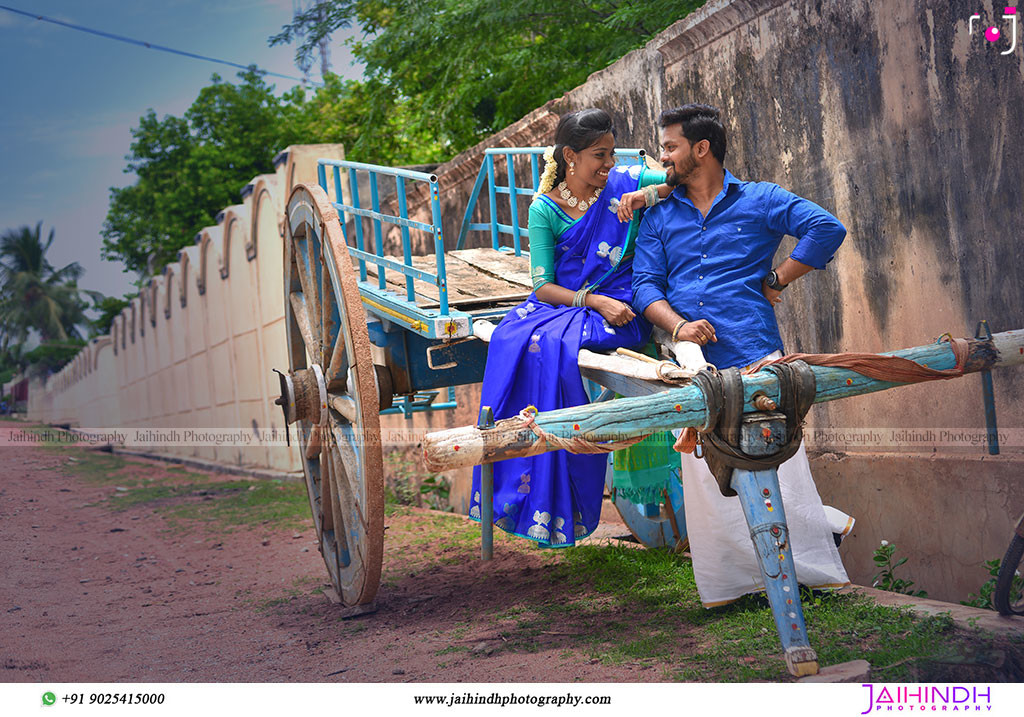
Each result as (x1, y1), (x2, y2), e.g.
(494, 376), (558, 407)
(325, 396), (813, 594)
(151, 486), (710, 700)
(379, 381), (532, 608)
(221, 218), (236, 279)
(92, 337), (111, 371)
(247, 176), (279, 261)
(196, 227), (222, 296)
(149, 278), (159, 327)
(164, 266), (175, 319)
(177, 249), (193, 307)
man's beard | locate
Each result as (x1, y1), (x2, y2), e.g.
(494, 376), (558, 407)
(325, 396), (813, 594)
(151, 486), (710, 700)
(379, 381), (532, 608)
(665, 153), (697, 186)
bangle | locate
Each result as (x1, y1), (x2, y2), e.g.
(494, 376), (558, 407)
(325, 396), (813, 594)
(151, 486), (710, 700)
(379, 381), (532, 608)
(642, 184), (659, 208)
(572, 286), (591, 308)
(671, 319), (689, 341)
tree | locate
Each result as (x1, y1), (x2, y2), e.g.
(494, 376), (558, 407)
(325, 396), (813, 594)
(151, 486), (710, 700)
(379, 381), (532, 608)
(101, 68), (429, 277)
(271, 0), (704, 155)
(89, 295), (133, 337)
(102, 69), (295, 276)
(0, 222), (94, 350)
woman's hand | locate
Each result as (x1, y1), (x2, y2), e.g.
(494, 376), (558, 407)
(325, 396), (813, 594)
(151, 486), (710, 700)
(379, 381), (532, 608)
(615, 190), (647, 223)
(589, 295), (636, 326)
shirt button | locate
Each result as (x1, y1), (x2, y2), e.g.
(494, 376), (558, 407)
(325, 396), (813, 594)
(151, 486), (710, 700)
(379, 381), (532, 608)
(702, 226), (707, 231)
(698, 275), (703, 280)
(698, 301), (704, 307)
(702, 254), (708, 258)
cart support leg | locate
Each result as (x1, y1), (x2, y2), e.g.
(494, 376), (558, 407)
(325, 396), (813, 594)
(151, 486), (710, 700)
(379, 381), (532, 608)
(976, 320), (1000, 455)
(731, 468), (818, 676)
(477, 406), (494, 561)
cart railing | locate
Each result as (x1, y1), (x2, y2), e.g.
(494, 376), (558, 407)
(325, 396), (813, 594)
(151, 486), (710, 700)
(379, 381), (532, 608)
(318, 159), (451, 317)
(456, 147), (647, 253)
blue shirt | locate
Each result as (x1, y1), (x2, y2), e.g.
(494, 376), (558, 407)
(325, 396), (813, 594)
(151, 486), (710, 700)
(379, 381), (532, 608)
(631, 169), (846, 369)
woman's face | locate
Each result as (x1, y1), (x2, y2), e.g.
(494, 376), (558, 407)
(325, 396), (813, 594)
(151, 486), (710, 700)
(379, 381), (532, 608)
(568, 132), (616, 187)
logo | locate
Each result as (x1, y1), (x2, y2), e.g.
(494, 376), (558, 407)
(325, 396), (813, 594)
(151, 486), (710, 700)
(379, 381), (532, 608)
(970, 7), (1019, 55)
(860, 685), (993, 713)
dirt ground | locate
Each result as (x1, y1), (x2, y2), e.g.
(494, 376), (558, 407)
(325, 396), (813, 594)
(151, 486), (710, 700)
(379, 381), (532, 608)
(0, 428), (658, 683)
(4, 423), (1023, 684)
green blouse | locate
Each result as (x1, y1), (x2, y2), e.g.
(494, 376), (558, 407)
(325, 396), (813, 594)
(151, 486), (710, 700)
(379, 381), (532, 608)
(528, 168), (666, 289)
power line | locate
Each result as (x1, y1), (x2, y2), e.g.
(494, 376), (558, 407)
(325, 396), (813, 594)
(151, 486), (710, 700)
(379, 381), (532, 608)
(0, 3), (320, 86)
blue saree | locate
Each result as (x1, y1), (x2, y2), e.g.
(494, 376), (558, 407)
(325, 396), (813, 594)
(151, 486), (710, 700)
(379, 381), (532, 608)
(469, 165), (652, 546)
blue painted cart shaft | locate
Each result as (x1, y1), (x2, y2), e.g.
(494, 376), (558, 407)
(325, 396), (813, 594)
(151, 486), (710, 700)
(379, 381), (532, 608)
(421, 330), (1024, 470)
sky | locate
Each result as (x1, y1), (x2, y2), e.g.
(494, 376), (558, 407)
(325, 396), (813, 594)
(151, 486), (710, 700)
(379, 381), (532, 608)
(0, 0), (363, 300)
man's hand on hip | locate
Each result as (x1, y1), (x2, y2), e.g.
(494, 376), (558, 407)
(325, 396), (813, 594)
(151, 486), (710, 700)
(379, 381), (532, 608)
(762, 282), (783, 307)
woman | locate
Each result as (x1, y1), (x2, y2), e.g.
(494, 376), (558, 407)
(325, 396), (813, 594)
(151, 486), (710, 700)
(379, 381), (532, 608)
(469, 109), (671, 547)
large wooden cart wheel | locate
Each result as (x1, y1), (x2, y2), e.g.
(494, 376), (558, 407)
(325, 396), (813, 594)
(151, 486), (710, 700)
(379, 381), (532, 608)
(276, 184), (384, 606)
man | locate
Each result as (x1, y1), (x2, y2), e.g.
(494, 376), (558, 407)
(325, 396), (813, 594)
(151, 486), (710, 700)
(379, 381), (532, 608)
(631, 103), (851, 607)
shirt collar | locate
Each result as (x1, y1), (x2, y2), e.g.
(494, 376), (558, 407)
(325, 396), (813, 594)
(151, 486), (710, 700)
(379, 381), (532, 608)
(668, 167), (741, 206)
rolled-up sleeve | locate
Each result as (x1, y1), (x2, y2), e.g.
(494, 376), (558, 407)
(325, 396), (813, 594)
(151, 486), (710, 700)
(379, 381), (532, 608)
(630, 211), (668, 314)
(763, 184), (846, 269)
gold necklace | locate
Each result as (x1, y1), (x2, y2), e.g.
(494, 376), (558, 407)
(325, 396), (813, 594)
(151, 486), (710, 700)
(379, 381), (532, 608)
(557, 181), (602, 212)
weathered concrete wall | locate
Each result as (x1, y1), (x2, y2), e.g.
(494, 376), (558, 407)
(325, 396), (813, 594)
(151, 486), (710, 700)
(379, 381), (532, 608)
(29, 144), (347, 474)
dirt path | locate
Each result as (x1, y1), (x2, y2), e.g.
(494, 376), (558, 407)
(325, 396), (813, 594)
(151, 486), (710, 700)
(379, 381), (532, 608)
(0, 427), (650, 682)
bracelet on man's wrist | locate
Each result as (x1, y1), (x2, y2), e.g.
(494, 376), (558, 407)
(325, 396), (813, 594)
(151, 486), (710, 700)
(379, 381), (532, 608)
(671, 318), (689, 342)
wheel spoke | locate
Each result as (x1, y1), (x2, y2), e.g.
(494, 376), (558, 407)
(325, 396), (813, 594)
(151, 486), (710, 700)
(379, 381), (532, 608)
(325, 329), (349, 391)
(329, 418), (366, 529)
(319, 442), (334, 533)
(323, 440), (353, 562)
(305, 424), (321, 460)
(329, 393), (358, 424)
(288, 291), (320, 359)
(328, 438), (366, 562)
(293, 241), (322, 357)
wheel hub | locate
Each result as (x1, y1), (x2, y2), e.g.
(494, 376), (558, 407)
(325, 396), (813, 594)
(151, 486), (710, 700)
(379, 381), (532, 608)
(274, 364), (328, 426)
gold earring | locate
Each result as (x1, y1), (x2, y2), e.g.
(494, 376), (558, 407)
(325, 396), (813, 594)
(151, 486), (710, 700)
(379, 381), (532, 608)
(569, 161), (575, 176)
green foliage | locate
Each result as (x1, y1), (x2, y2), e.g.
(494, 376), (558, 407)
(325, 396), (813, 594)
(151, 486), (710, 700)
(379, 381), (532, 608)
(872, 540), (928, 598)
(19, 340), (87, 377)
(101, 69), (433, 277)
(272, 0), (705, 156)
(960, 558), (1023, 610)
(89, 294), (133, 337)
(1, 222), (96, 348)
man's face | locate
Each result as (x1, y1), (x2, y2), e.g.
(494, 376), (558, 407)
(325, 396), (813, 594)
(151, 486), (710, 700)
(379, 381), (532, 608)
(659, 124), (697, 186)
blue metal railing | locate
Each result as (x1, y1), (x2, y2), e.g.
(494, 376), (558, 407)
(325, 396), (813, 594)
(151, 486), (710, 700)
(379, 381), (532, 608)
(317, 159), (450, 316)
(456, 147), (647, 252)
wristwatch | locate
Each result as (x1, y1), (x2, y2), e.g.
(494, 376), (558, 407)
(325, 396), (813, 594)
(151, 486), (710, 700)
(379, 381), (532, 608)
(764, 270), (788, 291)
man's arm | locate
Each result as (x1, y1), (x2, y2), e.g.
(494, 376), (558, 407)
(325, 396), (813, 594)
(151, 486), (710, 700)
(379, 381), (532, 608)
(762, 184), (846, 303)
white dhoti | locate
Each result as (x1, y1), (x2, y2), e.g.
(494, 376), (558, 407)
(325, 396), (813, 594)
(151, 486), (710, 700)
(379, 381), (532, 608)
(677, 350), (852, 607)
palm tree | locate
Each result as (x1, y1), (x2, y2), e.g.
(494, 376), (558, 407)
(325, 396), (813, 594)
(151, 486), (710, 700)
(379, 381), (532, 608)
(0, 222), (94, 351)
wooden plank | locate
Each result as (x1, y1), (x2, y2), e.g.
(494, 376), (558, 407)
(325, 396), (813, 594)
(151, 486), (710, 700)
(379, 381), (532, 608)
(448, 247), (533, 289)
(357, 252), (531, 307)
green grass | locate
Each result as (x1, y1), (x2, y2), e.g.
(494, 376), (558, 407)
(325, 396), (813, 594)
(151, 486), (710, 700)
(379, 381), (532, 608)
(384, 512), (1019, 681)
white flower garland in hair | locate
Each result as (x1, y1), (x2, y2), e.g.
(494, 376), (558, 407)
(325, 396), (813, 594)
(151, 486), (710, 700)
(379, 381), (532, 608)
(534, 146), (558, 198)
